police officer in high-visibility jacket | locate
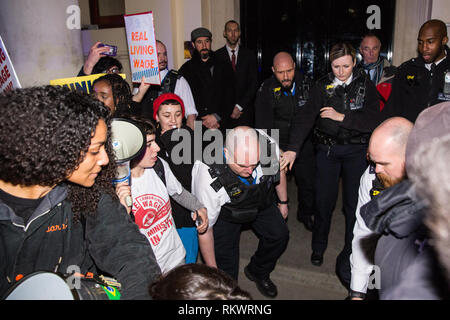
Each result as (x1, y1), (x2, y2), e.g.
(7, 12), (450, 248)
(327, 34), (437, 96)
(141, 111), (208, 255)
(282, 42), (383, 290)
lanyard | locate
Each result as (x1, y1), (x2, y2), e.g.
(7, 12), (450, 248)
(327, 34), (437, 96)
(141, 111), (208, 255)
(223, 150), (257, 185)
(283, 83), (296, 96)
(238, 172), (257, 185)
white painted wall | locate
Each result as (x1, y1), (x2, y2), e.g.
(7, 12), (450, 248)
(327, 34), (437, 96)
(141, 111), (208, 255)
(0, 0), (84, 87)
(431, 0), (450, 35)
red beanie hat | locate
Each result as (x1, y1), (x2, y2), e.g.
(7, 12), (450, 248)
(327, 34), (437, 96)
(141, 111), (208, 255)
(153, 93), (185, 120)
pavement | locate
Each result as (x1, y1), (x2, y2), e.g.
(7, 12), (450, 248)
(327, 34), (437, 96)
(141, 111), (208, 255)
(236, 177), (349, 300)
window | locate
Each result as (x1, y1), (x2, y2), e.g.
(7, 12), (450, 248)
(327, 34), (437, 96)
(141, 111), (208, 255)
(89, 0), (125, 29)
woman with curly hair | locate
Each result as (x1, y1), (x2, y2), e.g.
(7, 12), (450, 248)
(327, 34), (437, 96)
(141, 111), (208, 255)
(0, 86), (161, 299)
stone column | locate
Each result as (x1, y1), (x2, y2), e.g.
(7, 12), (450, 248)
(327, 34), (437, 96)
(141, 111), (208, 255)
(0, 0), (84, 87)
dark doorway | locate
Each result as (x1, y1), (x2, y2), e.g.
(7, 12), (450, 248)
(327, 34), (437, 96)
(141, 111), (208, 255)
(240, 0), (396, 82)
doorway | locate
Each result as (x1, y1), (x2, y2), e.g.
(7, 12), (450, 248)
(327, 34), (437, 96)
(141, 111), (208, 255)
(240, 0), (396, 82)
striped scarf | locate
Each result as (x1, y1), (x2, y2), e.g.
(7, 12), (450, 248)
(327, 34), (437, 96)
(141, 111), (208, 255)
(360, 57), (385, 85)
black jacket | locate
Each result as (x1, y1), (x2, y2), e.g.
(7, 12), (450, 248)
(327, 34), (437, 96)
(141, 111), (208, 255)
(382, 46), (450, 123)
(179, 51), (236, 130)
(359, 180), (439, 299)
(216, 46), (258, 127)
(286, 68), (382, 153)
(255, 72), (311, 150)
(156, 125), (196, 228)
(0, 185), (161, 299)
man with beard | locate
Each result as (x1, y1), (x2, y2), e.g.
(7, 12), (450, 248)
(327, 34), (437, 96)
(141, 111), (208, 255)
(348, 117), (413, 300)
(179, 27), (235, 131)
(216, 20), (258, 127)
(383, 19), (450, 122)
(255, 52), (316, 231)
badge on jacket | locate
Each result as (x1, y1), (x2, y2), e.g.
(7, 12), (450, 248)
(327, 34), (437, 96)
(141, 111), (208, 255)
(406, 74), (417, 86)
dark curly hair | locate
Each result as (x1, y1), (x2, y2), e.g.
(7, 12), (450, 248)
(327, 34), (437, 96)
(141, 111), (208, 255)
(0, 86), (118, 221)
(149, 263), (252, 300)
(93, 74), (132, 116)
(92, 56), (123, 74)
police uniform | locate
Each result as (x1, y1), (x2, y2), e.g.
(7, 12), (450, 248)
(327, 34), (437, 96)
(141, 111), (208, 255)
(383, 46), (450, 123)
(287, 67), (382, 289)
(255, 72), (316, 221)
(350, 165), (384, 299)
(191, 131), (289, 281)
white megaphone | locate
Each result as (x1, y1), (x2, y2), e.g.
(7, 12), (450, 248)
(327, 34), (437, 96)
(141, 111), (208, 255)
(110, 118), (146, 207)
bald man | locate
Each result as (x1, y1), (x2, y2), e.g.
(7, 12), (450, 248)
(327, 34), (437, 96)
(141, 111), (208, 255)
(383, 19), (450, 123)
(348, 117), (413, 300)
(255, 51), (316, 231)
(191, 127), (289, 298)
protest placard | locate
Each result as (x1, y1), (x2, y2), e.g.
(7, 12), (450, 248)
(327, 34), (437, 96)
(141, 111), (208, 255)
(50, 73), (126, 94)
(0, 36), (21, 93)
(124, 11), (161, 85)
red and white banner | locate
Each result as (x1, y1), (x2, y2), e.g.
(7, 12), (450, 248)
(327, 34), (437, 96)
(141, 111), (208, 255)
(0, 36), (21, 93)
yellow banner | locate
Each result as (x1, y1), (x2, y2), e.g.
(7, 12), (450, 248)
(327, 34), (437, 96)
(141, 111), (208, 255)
(50, 73), (126, 94)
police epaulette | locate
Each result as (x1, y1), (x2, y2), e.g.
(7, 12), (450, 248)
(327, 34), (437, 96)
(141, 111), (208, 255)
(210, 179), (223, 192)
(208, 166), (221, 179)
(169, 69), (182, 79)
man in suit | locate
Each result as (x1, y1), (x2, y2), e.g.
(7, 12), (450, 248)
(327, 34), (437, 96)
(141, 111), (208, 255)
(216, 20), (258, 127)
(179, 27), (236, 132)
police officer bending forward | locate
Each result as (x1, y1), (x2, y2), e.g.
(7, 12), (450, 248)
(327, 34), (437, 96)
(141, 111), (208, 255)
(283, 42), (382, 290)
(192, 127), (289, 298)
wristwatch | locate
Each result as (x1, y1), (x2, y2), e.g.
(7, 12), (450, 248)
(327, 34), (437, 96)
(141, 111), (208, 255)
(347, 290), (366, 300)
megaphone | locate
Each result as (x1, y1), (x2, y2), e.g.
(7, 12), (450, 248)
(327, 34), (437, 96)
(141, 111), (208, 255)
(110, 118), (146, 207)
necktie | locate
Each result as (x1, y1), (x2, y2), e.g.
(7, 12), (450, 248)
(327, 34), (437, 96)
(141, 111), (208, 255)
(231, 50), (236, 72)
(430, 63), (436, 76)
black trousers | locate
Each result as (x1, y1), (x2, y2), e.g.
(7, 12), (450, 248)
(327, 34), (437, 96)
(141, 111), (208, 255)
(213, 204), (289, 281)
(312, 144), (368, 289)
(292, 138), (316, 218)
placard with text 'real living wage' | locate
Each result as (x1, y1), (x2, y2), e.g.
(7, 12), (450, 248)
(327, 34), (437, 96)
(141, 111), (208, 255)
(124, 11), (161, 85)
(0, 36), (21, 93)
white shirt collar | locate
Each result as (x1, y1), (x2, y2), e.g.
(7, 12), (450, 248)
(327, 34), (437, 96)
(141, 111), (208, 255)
(333, 74), (353, 86)
(425, 52), (447, 71)
(226, 44), (239, 58)
(160, 68), (169, 79)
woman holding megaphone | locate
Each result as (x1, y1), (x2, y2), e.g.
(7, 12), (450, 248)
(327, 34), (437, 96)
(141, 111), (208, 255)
(0, 86), (161, 299)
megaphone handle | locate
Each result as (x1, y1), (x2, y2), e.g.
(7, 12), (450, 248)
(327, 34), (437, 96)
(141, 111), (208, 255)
(126, 195), (132, 207)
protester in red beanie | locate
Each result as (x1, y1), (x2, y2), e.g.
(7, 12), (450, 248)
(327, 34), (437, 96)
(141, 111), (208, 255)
(153, 92), (200, 264)
(153, 93), (185, 122)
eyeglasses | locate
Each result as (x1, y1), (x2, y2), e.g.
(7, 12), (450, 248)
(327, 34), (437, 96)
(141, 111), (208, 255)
(105, 67), (120, 74)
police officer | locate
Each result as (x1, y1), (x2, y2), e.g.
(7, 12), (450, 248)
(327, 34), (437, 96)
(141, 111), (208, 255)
(255, 51), (316, 231)
(135, 40), (198, 130)
(191, 127), (289, 298)
(383, 19), (450, 123)
(283, 42), (382, 290)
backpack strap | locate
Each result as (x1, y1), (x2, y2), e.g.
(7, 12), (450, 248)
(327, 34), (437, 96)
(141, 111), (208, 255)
(153, 158), (166, 185)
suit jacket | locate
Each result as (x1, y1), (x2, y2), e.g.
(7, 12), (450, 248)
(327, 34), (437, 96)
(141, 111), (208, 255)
(216, 45), (258, 127)
(179, 51), (235, 131)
